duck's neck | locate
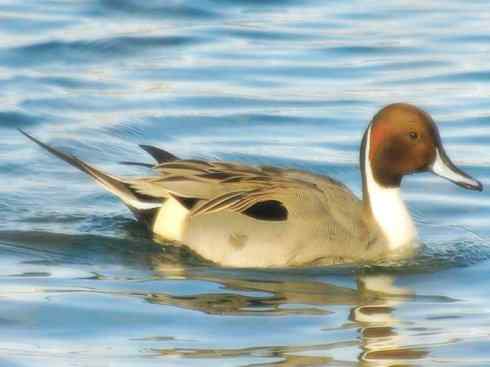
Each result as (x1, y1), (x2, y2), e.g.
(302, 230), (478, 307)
(361, 126), (417, 250)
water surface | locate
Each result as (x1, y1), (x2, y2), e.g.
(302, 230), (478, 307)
(1, 0), (490, 365)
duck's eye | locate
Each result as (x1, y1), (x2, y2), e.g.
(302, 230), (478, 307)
(409, 131), (418, 140)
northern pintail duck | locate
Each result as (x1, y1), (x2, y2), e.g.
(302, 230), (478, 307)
(20, 103), (482, 267)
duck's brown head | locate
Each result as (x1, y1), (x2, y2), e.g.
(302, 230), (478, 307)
(363, 103), (482, 191)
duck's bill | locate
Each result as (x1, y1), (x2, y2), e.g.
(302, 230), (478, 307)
(431, 148), (483, 191)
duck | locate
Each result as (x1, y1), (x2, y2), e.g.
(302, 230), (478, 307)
(20, 103), (483, 267)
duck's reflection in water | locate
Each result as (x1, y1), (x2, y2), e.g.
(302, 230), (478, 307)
(148, 270), (362, 316)
(354, 275), (429, 366)
(146, 253), (432, 366)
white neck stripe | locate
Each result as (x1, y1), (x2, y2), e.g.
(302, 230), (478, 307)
(364, 126), (418, 250)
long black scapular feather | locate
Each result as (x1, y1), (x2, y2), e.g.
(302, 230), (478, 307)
(139, 145), (179, 163)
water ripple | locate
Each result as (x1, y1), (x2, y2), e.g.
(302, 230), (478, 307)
(1, 35), (207, 67)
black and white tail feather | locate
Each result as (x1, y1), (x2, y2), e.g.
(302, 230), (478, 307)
(18, 129), (174, 224)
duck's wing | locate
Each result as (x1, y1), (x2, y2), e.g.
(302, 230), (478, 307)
(128, 160), (268, 201)
(127, 159), (355, 223)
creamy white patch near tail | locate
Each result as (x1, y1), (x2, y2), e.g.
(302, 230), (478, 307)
(153, 197), (189, 242)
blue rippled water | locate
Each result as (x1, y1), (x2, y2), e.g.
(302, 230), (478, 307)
(1, 0), (490, 366)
